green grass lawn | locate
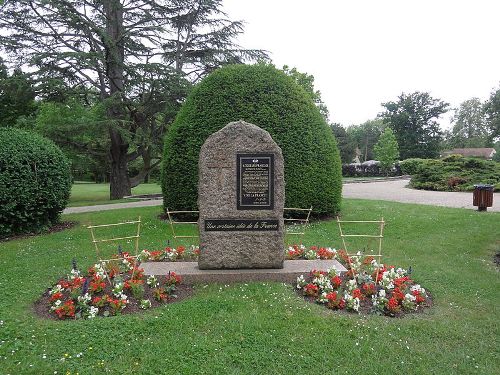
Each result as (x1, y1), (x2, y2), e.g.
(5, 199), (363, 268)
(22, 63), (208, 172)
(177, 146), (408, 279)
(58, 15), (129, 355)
(0, 200), (498, 374)
(68, 183), (162, 207)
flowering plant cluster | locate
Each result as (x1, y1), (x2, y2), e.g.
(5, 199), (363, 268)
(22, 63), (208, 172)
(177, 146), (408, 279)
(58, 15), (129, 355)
(48, 254), (182, 320)
(296, 249), (429, 316)
(286, 244), (337, 260)
(138, 245), (200, 262)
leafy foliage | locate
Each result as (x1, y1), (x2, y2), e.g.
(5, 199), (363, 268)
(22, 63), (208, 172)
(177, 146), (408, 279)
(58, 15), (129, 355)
(399, 158), (426, 176)
(331, 123), (356, 163)
(0, 128), (72, 238)
(0, 59), (37, 128)
(446, 98), (491, 148)
(380, 92), (449, 159)
(484, 85), (500, 143)
(346, 119), (385, 162)
(0, 0), (267, 199)
(409, 157), (500, 191)
(373, 128), (399, 172)
(162, 63), (342, 216)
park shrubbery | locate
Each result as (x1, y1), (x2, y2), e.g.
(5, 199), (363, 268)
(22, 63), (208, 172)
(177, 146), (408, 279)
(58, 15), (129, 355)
(162, 64), (342, 216)
(0, 128), (72, 238)
(409, 155), (500, 191)
(399, 158), (426, 175)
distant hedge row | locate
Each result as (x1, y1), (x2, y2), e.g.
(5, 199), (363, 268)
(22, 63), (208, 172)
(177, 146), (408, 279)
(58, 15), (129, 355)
(162, 64), (342, 216)
(409, 156), (500, 191)
(0, 128), (72, 238)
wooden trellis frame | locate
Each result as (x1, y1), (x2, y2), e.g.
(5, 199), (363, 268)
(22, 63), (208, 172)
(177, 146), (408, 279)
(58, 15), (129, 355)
(87, 217), (141, 283)
(336, 217), (385, 282)
(284, 206), (313, 247)
(166, 208), (199, 247)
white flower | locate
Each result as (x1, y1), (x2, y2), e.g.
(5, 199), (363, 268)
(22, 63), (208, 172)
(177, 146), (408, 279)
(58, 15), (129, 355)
(140, 299), (152, 309)
(404, 293), (416, 302)
(345, 279), (358, 291)
(88, 306), (99, 318)
(296, 275), (307, 289)
(78, 293), (91, 305)
(69, 268), (80, 280)
(317, 292), (328, 304)
(378, 289), (386, 298)
(147, 275), (158, 288)
(50, 284), (64, 294)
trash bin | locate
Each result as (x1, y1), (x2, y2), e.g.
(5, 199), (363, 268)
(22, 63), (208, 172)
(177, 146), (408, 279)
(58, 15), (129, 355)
(473, 184), (494, 211)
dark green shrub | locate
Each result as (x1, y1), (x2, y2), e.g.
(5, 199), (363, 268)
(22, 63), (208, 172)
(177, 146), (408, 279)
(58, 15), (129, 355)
(0, 128), (72, 238)
(400, 158), (426, 175)
(442, 154), (464, 163)
(162, 64), (342, 216)
(410, 157), (500, 191)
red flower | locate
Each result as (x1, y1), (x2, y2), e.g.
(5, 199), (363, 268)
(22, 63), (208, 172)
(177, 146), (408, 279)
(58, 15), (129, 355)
(331, 276), (342, 289)
(50, 292), (63, 302)
(392, 287), (405, 301)
(317, 247), (335, 260)
(387, 297), (400, 313)
(362, 283), (376, 296)
(325, 291), (345, 309)
(352, 288), (363, 299)
(303, 283), (319, 297)
(412, 290), (426, 304)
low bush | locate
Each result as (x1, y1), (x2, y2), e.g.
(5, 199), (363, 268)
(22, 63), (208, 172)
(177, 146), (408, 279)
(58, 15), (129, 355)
(410, 157), (500, 191)
(399, 158), (426, 175)
(0, 128), (72, 238)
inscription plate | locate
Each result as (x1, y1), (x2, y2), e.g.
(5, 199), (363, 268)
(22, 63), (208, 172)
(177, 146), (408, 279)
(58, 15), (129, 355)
(205, 219), (279, 231)
(237, 153), (274, 210)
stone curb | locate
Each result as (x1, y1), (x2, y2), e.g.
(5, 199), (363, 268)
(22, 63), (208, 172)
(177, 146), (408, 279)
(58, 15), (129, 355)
(141, 259), (347, 284)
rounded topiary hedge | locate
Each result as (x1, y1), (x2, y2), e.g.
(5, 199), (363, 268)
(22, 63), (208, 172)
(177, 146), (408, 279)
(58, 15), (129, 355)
(0, 128), (72, 238)
(162, 64), (342, 216)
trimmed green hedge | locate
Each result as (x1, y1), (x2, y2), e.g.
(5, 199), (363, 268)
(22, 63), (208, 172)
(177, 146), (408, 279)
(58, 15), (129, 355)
(0, 128), (72, 238)
(162, 64), (342, 216)
(410, 157), (500, 191)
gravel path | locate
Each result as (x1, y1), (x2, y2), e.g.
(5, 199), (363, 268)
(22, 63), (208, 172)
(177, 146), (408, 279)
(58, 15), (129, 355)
(63, 178), (499, 214)
(343, 178), (499, 212)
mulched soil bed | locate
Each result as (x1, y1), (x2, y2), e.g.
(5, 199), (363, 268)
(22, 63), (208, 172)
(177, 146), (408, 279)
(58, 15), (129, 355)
(494, 252), (500, 268)
(33, 283), (195, 320)
(1, 221), (78, 243)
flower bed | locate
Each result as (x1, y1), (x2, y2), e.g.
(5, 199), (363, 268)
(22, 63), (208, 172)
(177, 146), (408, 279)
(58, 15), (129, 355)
(36, 253), (192, 320)
(138, 245), (200, 262)
(296, 249), (431, 317)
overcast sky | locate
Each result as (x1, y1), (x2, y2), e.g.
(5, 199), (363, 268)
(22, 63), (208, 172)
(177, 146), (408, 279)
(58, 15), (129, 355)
(223, 0), (500, 129)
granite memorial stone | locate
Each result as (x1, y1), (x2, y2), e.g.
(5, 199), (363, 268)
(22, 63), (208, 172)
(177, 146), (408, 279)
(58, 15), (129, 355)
(198, 121), (285, 269)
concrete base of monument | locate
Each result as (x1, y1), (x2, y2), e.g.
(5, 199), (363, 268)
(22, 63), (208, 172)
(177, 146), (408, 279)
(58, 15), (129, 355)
(141, 259), (347, 284)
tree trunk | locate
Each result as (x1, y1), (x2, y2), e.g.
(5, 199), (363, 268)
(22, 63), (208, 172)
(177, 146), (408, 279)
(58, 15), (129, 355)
(109, 128), (131, 199)
(105, 0), (129, 200)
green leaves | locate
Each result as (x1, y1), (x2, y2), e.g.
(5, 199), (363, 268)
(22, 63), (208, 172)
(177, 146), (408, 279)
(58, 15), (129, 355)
(373, 128), (400, 172)
(162, 64), (342, 216)
(0, 128), (72, 238)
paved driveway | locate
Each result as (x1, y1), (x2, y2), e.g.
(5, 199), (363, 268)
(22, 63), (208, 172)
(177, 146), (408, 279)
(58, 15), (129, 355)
(64, 178), (499, 214)
(343, 178), (500, 212)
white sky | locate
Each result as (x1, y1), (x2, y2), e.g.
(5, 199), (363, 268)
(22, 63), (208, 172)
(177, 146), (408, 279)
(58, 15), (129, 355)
(223, 0), (500, 129)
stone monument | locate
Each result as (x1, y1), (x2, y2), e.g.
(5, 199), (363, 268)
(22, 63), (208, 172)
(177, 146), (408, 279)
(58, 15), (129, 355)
(198, 120), (285, 269)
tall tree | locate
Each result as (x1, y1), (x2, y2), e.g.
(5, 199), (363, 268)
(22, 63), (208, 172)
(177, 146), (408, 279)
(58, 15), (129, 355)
(0, 58), (37, 127)
(448, 98), (490, 148)
(380, 92), (449, 159)
(0, 0), (267, 199)
(484, 85), (500, 143)
(346, 119), (385, 162)
(330, 123), (356, 163)
(282, 65), (330, 121)
(373, 127), (399, 173)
